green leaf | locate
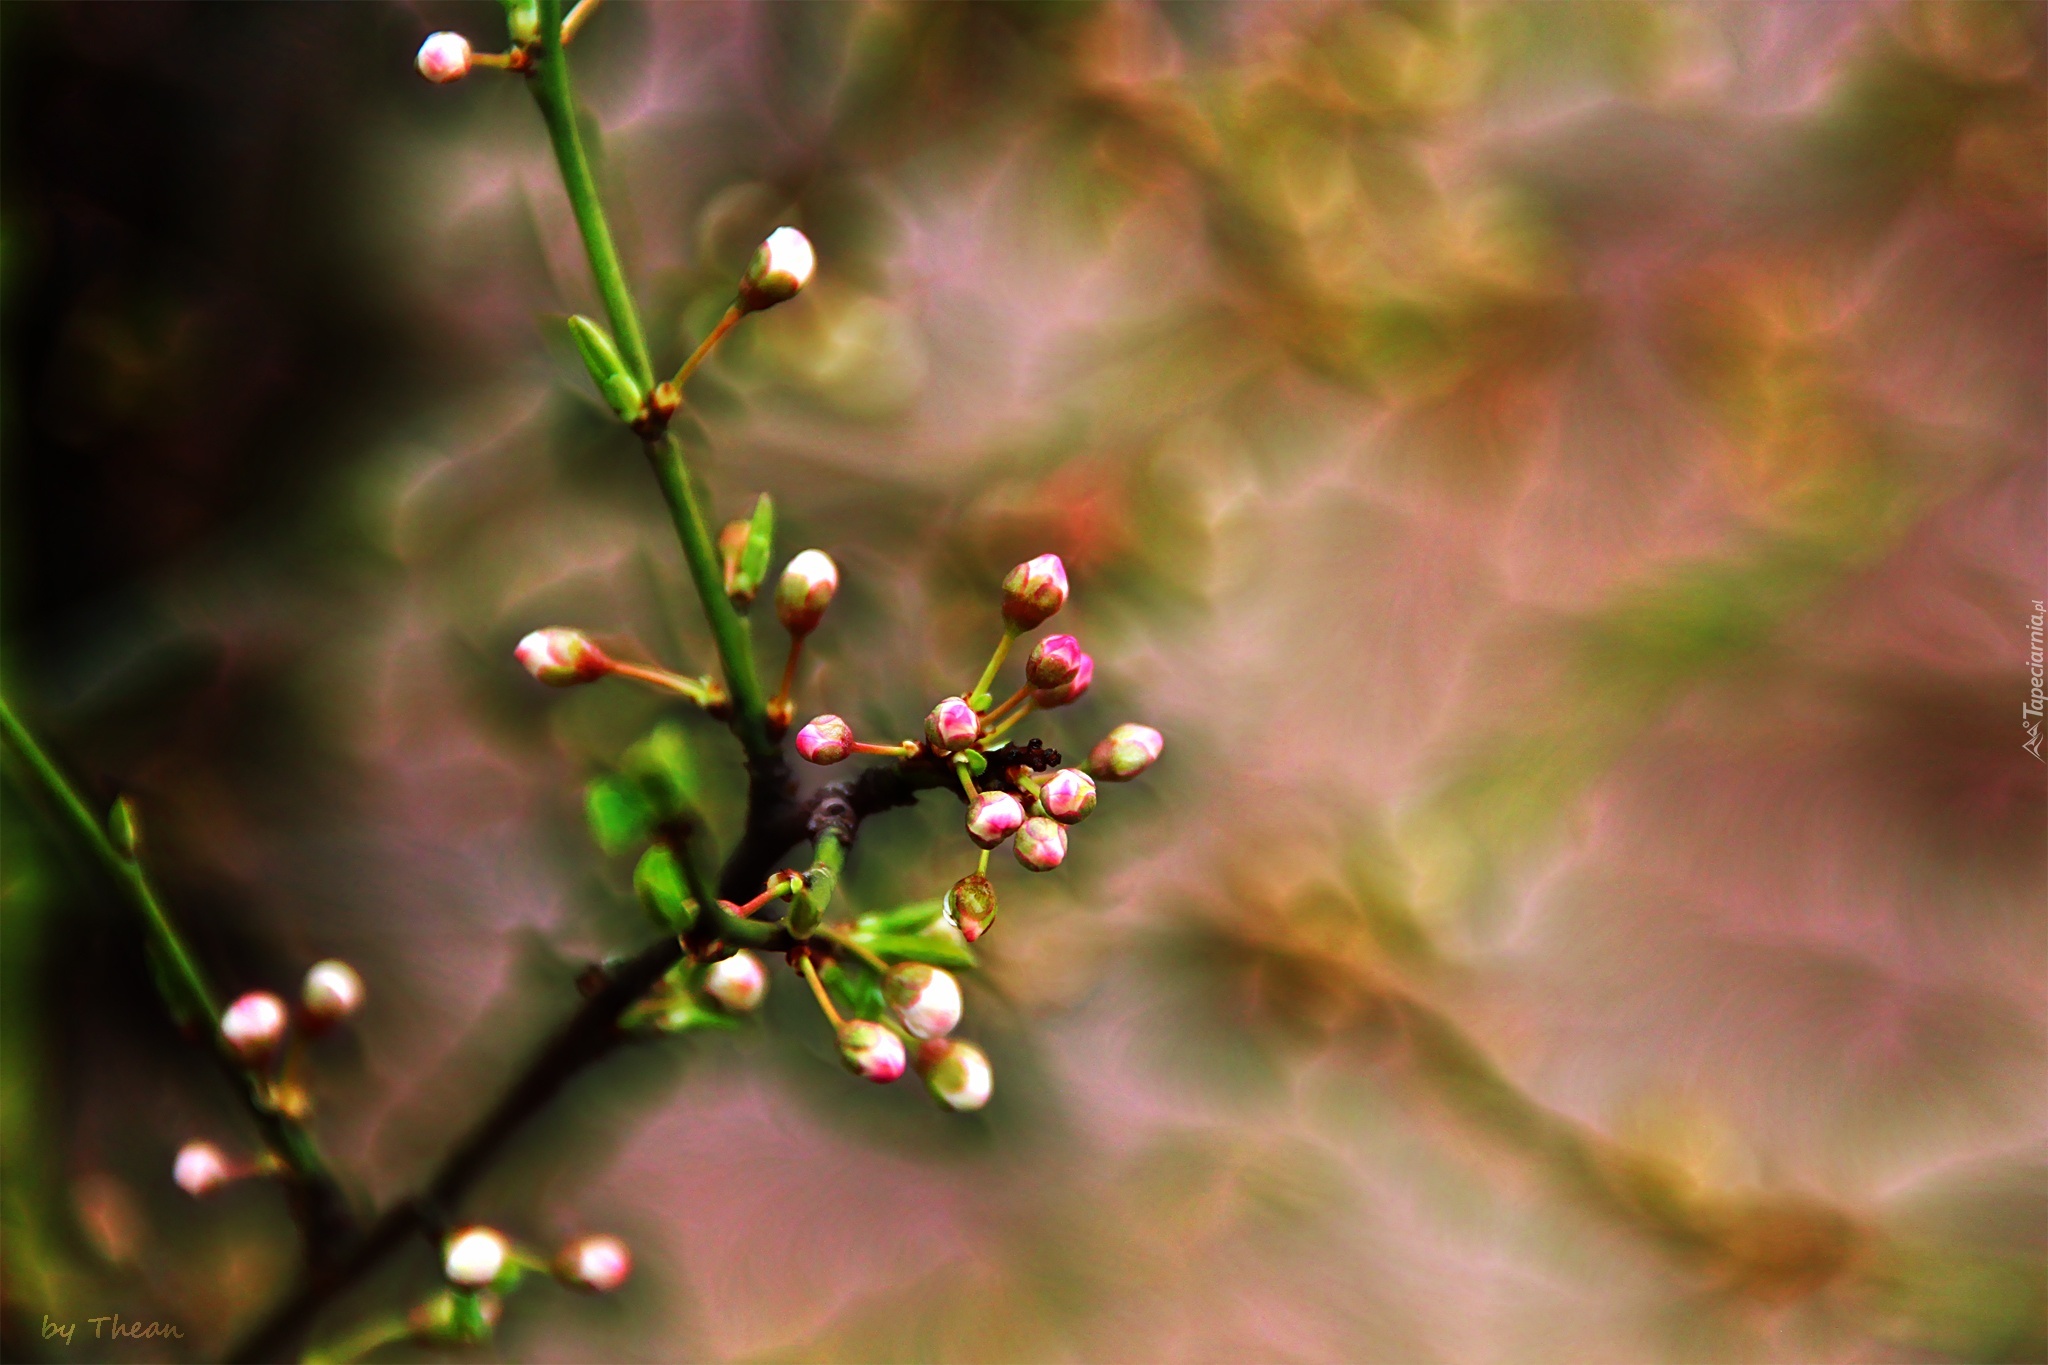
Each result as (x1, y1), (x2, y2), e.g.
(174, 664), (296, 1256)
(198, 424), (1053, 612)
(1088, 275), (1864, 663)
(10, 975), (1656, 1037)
(855, 899), (944, 935)
(737, 493), (775, 597)
(621, 722), (703, 824)
(648, 998), (740, 1033)
(634, 845), (694, 931)
(822, 960), (886, 1020)
(853, 932), (978, 971)
(107, 796), (140, 859)
(585, 775), (655, 855)
(567, 314), (643, 422)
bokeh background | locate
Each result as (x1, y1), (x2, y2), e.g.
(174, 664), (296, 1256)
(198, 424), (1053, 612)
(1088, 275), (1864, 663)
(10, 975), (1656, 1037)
(3, 2), (2044, 1361)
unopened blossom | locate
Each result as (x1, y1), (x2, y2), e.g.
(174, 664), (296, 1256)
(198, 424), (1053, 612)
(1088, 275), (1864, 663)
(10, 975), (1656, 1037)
(924, 696), (978, 752)
(1025, 634), (1084, 689)
(555, 1234), (632, 1293)
(515, 628), (611, 686)
(836, 1019), (906, 1083)
(1031, 652), (1092, 709)
(884, 963), (962, 1040)
(945, 872), (998, 942)
(1088, 723), (1164, 781)
(1014, 816), (1068, 871)
(301, 959), (364, 1029)
(220, 991), (288, 1065)
(796, 714), (854, 764)
(702, 951), (768, 1012)
(964, 791), (1025, 849)
(1000, 553), (1068, 629)
(775, 549), (838, 635)
(1038, 768), (1096, 824)
(738, 227), (815, 312)
(918, 1038), (993, 1112)
(416, 31), (472, 83)
(174, 1141), (232, 1197)
(444, 1227), (510, 1289)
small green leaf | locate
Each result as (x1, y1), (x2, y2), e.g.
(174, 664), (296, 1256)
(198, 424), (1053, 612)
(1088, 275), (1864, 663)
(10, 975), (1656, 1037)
(586, 775), (655, 855)
(568, 314), (644, 423)
(501, 0), (540, 47)
(621, 722), (702, 822)
(107, 796), (140, 859)
(737, 493), (775, 597)
(855, 899), (944, 935)
(956, 749), (988, 778)
(634, 845), (694, 931)
(854, 932), (978, 971)
(822, 960), (886, 1020)
(968, 691), (993, 713)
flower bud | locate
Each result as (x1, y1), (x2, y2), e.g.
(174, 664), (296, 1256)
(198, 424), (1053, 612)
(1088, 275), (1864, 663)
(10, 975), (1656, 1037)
(883, 963), (962, 1040)
(515, 628), (612, 686)
(702, 950), (768, 1012)
(964, 791), (1025, 849)
(796, 714), (854, 764)
(1031, 651), (1093, 709)
(917, 1038), (993, 1112)
(555, 1234), (632, 1294)
(945, 873), (998, 941)
(300, 959), (365, 1031)
(1087, 723), (1164, 781)
(220, 991), (288, 1065)
(836, 1019), (907, 1083)
(444, 1227), (510, 1289)
(1014, 816), (1068, 871)
(174, 1141), (232, 1197)
(416, 31), (472, 83)
(1024, 633), (1084, 689)
(1000, 553), (1068, 629)
(924, 696), (979, 753)
(775, 549), (838, 635)
(1038, 768), (1097, 824)
(737, 226), (816, 312)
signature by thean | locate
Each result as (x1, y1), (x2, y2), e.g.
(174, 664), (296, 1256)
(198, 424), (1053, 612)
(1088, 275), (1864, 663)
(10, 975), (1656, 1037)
(41, 1314), (185, 1346)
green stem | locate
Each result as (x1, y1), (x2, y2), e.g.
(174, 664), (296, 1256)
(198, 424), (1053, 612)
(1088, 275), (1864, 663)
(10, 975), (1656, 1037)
(787, 827), (846, 938)
(524, 2), (772, 760)
(969, 624), (1021, 706)
(0, 690), (352, 1245)
(304, 1313), (411, 1365)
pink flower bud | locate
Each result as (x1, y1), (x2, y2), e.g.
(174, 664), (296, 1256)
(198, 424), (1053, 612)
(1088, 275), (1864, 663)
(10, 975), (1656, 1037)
(1001, 553), (1069, 629)
(1024, 633), (1084, 688)
(945, 872), (998, 941)
(1087, 723), (1163, 781)
(924, 696), (979, 752)
(444, 1227), (510, 1289)
(917, 1038), (993, 1112)
(964, 791), (1025, 849)
(1014, 816), (1068, 871)
(702, 950), (768, 1012)
(220, 991), (288, 1065)
(515, 628), (611, 686)
(555, 1234), (633, 1294)
(174, 1141), (232, 1197)
(883, 963), (962, 1040)
(416, 31), (473, 83)
(300, 959), (364, 1030)
(836, 1019), (906, 1083)
(1031, 651), (1092, 709)
(737, 226), (816, 312)
(796, 714), (854, 764)
(775, 549), (838, 635)
(1038, 768), (1097, 824)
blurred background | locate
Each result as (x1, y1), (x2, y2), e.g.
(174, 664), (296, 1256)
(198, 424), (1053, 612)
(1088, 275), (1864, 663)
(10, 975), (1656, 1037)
(2, 1), (2043, 1360)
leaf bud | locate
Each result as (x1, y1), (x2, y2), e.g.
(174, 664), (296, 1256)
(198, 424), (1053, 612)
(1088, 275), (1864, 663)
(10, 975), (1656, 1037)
(1038, 768), (1097, 824)
(1087, 723), (1163, 781)
(555, 1233), (633, 1293)
(916, 1038), (994, 1112)
(964, 791), (1025, 849)
(220, 991), (288, 1065)
(702, 950), (768, 1012)
(883, 962), (962, 1040)
(924, 696), (979, 753)
(737, 226), (816, 312)
(1000, 553), (1068, 629)
(944, 873), (998, 942)
(416, 32), (473, 83)
(836, 1019), (906, 1083)
(1014, 816), (1068, 871)
(565, 315), (645, 424)
(300, 959), (365, 1031)
(515, 628), (612, 686)
(1024, 633), (1084, 689)
(108, 795), (141, 858)
(795, 714), (854, 765)
(775, 549), (838, 635)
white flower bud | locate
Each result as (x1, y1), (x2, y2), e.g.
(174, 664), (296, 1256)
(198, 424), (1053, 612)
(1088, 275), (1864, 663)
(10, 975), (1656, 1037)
(220, 991), (289, 1065)
(416, 32), (473, 84)
(884, 963), (962, 1040)
(774, 549), (839, 635)
(173, 1141), (233, 1197)
(555, 1234), (633, 1293)
(738, 226), (816, 312)
(444, 1227), (510, 1289)
(301, 959), (364, 1029)
(702, 950), (768, 1012)
(917, 1038), (993, 1112)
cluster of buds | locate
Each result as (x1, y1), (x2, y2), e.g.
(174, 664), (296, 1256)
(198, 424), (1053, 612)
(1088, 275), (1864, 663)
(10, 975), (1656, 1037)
(796, 552), (1161, 924)
(407, 1225), (630, 1349)
(804, 953), (991, 1112)
(208, 959), (366, 1124)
